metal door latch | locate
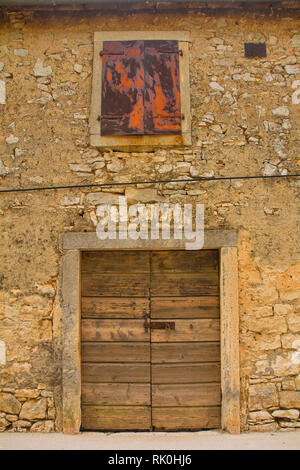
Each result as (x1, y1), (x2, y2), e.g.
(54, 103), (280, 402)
(144, 318), (175, 332)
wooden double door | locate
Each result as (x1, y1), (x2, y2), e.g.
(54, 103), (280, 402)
(81, 250), (221, 431)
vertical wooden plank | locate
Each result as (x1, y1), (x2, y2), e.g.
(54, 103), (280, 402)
(220, 247), (240, 434)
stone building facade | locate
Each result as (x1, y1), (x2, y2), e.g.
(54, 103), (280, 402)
(0, 1), (299, 433)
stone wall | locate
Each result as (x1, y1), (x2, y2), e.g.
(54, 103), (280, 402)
(0, 5), (299, 432)
(0, 387), (55, 432)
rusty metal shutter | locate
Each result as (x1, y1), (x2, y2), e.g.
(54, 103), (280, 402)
(144, 40), (181, 135)
(100, 40), (181, 136)
(101, 40), (144, 136)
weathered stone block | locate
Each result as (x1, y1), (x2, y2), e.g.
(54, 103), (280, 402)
(249, 383), (278, 411)
(285, 65), (300, 75)
(0, 339), (6, 365)
(61, 196), (81, 206)
(263, 162), (277, 177)
(6, 134), (19, 145)
(14, 389), (40, 399)
(279, 391), (300, 408)
(282, 378), (296, 391)
(280, 290), (300, 302)
(74, 63), (83, 73)
(35, 284), (55, 298)
(125, 188), (164, 204)
(0, 393), (21, 414)
(246, 317), (287, 335)
(291, 34), (300, 48)
(281, 334), (300, 350)
(47, 407), (56, 420)
(86, 192), (121, 205)
(33, 58), (52, 77)
(253, 306), (273, 318)
(249, 422), (278, 432)
(40, 390), (53, 398)
(278, 420), (300, 428)
(0, 80), (5, 105)
(248, 410), (274, 424)
(69, 163), (92, 173)
(254, 360), (273, 376)
(14, 49), (28, 57)
(257, 334), (281, 350)
(250, 284), (279, 304)
(272, 354), (300, 377)
(19, 398), (47, 420)
(107, 161), (123, 172)
(0, 417), (9, 428)
(30, 420), (55, 432)
(272, 106), (289, 118)
(287, 313), (300, 333)
(274, 304), (293, 316)
(13, 420), (31, 428)
(6, 414), (18, 422)
(272, 409), (299, 419)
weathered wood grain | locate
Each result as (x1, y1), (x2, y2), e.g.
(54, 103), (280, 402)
(82, 383), (150, 405)
(151, 342), (220, 363)
(152, 362), (220, 384)
(81, 342), (150, 363)
(151, 250), (219, 272)
(151, 274), (219, 296)
(151, 296), (219, 318)
(152, 383), (221, 406)
(82, 363), (150, 383)
(151, 319), (220, 342)
(82, 273), (150, 297)
(81, 319), (149, 342)
(81, 251), (150, 273)
(152, 406), (221, 430)
(81, 405), (151, 430)
(82, 297), (149, 318)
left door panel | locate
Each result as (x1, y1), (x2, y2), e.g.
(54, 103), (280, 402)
(81, 251), (151, 431)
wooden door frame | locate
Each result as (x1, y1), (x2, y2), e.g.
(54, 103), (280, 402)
(59, 230), (240, 434)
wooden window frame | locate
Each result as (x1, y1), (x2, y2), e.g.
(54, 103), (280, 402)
(59, 230), (240, 435)
(89, 31), (191, 149)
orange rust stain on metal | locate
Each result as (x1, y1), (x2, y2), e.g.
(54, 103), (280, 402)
(107, 70), (112, 82)
(131, 48), (141, 57)
(136, 68), (144, 89)
(129, 96), (144, 131)
(154, 83), (169, 129)
(153, 79), (180, 131)
(115, 61), (133, 89)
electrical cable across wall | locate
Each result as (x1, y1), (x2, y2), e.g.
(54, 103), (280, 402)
(0, 173), (299, 194)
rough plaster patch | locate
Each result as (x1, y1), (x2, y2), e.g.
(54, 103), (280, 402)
(0, 340), (6, 365)
(0, 81), (5, 104)
(292, 80), (300, 105)
(291, 351), (300, 365)
(292, 339), (300, 350)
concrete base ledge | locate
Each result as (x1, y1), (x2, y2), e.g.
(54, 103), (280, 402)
(1, 431), (300, 451)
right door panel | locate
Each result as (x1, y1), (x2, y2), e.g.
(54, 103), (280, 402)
(150, 250), (221, 431)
